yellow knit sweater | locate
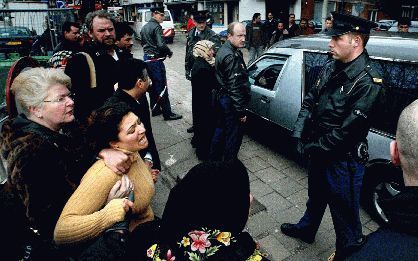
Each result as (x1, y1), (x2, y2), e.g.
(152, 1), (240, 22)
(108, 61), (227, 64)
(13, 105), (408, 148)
(53, 153), (155, 245)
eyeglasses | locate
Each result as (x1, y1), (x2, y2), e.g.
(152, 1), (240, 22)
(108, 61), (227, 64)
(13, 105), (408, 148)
(43, 93), (74, 104)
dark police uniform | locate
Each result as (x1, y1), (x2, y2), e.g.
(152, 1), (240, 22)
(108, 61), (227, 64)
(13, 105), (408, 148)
(210, 40), (250, 160)
(281, 12), (383, 259)
(185, 10), (220, 80)
(140, 7), (181, 120)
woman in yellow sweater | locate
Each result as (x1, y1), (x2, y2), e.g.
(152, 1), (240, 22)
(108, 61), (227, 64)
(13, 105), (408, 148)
(54, 102), (157, 260)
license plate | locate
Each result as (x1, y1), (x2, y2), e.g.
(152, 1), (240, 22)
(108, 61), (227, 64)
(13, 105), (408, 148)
(6, 41), (22, 45)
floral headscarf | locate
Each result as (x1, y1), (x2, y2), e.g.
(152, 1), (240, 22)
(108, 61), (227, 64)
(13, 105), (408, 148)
(147, 228), (266, 260)
(192, 40), (215, 66)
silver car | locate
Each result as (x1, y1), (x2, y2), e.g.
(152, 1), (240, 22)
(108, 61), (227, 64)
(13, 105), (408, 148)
(246, 32), (418, 223)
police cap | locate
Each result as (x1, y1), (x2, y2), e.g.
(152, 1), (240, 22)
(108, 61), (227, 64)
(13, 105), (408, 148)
(150, 7), (164, 14)
(192, 10), (208, 23)
(327, 11), (377, 36)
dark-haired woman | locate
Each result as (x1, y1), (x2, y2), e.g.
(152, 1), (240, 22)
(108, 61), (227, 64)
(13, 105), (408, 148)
(54, 103), (157, 259)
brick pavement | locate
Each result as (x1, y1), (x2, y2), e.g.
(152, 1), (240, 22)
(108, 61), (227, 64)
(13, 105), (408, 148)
(134, 34), (379, 261)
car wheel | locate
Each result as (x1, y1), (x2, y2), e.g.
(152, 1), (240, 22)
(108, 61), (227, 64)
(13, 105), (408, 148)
(361, 160), (403, 225)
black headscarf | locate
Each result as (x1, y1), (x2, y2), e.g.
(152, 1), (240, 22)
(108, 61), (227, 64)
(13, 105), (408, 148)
(160, 159), (251, 245)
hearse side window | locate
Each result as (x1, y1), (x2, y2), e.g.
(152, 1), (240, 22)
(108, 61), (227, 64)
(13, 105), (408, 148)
(248, 57), (287, 91)
(304, 52), (330, 94)
(304, 52), (418, 136)
(370, 59), (418, 135)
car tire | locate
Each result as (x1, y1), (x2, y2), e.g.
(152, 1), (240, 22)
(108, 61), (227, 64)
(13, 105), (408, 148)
(361, 160), (403, 225)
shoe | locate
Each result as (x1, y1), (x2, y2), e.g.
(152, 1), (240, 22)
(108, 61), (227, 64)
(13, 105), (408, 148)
(187, 126), (194, 133)
(280, 223), (315, 244)
(164, 113), (183, 121)
(152, 110), (162, 117)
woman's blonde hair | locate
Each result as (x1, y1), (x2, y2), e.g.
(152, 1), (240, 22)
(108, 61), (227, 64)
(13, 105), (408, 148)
(11, 67), (71, 115)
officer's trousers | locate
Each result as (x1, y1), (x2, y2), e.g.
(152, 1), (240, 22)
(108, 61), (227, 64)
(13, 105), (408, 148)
(210, 95), (244, 160)
(144, 54), (173, 118)
(296, 156), (364, 254)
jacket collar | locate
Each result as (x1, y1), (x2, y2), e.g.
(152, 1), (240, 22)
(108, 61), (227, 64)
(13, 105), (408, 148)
(380, 186), (418, 236)
(330, 50), (370, 81)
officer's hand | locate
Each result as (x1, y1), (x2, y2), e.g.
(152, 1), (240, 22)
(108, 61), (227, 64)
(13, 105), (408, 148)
(293, 138), (305, 161)
(168, 52), (173, 58)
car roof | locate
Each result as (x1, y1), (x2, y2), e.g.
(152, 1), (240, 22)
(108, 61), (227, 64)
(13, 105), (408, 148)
(269, 32), (418, 62)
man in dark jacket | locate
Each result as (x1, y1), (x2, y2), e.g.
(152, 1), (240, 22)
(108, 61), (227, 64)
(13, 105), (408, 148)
(346, 100), (418, 260)
(140, 7), (182, 121)
(246, 13), (266, 65)
(264, 12), (277, 46)
(287, 13), (300, 38)
(105, 58), (162, 174)
(185, 10), (220, 133)
(280, 12), (382, 260)
(65, 10), (129, 121)
(210, 22), (250, 160)
(53, 21), (82, 54)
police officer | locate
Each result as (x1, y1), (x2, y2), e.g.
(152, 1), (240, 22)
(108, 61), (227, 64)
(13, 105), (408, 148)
(140, 7), (182, 121)
(185, 10), (220, 133)
(210, 22), (250, 161)
(280, 12), (383, 260)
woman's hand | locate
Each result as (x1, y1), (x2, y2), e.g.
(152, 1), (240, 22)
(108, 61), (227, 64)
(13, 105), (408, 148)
(99, 148), (132, 175)
(106, 175), (133, 204)
(151, 169), (160, 183)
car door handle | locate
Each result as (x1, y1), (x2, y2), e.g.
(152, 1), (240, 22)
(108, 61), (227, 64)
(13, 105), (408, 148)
(260, 96), (270, 104)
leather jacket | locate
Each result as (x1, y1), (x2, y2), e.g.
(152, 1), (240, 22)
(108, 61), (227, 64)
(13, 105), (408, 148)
(215, 41), (251, 117)
(140, 18), (172, 57)
(292, 50), (383, 157)
(185, 27), (220, 80)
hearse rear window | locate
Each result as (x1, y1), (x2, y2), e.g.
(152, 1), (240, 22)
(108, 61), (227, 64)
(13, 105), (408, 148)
(304, 51), (418, 136)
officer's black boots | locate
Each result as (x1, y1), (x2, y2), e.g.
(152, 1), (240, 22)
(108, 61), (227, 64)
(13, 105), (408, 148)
(280, 223), (315, 244)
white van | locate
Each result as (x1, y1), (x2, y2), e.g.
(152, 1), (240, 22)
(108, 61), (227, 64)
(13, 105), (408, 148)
(133, 8), (175, 43)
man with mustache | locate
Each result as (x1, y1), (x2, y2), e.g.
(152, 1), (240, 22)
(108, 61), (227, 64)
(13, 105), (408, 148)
(65, 10), (130, 121)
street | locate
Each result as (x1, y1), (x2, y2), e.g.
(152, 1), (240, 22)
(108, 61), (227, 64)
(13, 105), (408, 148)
(132, 33), (379, 261)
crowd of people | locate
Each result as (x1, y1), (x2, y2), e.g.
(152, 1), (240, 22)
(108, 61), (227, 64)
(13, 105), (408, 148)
(0, 7), (417, 261)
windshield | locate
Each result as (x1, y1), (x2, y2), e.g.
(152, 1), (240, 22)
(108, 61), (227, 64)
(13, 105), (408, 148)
(0, 27), (30, 37)
(145, 11), (171, 22)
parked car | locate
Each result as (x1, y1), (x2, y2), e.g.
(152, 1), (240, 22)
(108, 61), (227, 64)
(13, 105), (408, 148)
(0, 26), (34, 57)
(388, 21), (418, 32)
(132, 9), (175, 44)
(246, 32), (418, 224)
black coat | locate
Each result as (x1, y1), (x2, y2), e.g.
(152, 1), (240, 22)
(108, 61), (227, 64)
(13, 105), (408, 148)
(292, 51), (383, 159)
(140, 18), (172, 57)
(105, 89), (161, 170)
(347, 187), (418, 260)
(215, 41), (251, 118)
(191, 57), (217, 159)
(65, 42), (127, 121)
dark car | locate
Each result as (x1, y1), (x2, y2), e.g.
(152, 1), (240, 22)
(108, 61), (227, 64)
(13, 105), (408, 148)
(0, 26), (34, 56)
(0, 26), (34, 57)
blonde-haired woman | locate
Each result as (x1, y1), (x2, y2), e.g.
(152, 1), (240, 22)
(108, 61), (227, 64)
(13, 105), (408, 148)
(0, 67), (130, 260)
(191, 40), (217, 160)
